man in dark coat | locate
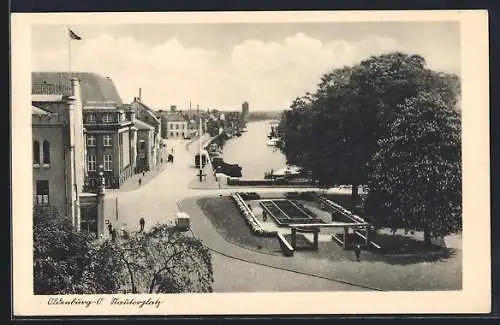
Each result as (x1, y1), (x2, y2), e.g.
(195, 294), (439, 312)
(107, 223), (113, 236)
(354, 244), (362, 262)
(140, 217), (145, 232)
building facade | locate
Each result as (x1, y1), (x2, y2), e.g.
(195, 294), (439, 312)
(134, 119), (155, 172)
(32, 72), (136, 190)
(32, 77), (105, 236)
(129, 97), (162, 167)
(83, 105), (136, 188)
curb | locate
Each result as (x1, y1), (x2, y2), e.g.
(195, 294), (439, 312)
(177, 198), (385, 292)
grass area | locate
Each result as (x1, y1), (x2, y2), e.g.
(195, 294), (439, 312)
(197, 197), (282, 255)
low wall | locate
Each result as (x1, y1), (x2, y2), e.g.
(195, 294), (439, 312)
(227, 177), (316, 187)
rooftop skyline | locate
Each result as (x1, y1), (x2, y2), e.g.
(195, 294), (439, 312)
(32, 22), (460, 111)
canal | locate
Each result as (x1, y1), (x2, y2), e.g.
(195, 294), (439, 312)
(221, 120), (287, 179)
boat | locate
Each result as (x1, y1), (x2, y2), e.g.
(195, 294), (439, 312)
(272, 165), (302, 177)
(266, 138), (279, 146)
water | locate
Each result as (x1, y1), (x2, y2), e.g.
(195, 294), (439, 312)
(221, 120), (287, 179)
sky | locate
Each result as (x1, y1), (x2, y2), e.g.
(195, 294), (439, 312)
(31, 22), (460, 111)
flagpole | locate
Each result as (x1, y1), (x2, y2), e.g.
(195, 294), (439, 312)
(68, 26), (72, 84)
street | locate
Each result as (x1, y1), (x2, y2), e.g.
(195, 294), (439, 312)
(104, 135), (365, 292)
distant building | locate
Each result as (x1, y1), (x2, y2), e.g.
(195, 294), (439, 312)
(129, 96), (162, 168)
(165, 112), (189, 139)
(134, 119), (156, 172)
(242, 101), (249, 118)
(32, 76), (105, 236)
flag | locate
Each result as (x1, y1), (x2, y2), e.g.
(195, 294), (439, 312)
(69, 29), (82, 40)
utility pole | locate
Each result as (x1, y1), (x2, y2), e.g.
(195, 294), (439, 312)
(197, 104), (204, 182)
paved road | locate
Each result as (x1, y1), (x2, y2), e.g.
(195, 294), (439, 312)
(104, 136), (363, 292)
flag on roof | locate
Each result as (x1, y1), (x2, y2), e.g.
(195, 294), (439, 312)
(69, 29), (82, 40)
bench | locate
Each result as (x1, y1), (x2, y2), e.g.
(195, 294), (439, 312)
(277, 233), (294, 257)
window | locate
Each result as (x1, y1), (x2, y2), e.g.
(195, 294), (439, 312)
(175, 124), (179, 130)
(169, 123), (173, 129)
(170, 132), (173, 137)
(33, 140), (40, 165)
(80, 206), (98, 234)
(88, 154), (96, 171)
(35, 180), (49, 205)
(140, 141), (146, 149)
(87, 135), (96, 147)
(42, 140), (50, 165)
(176, 132), (179, 137)
(103, 135), (112, 147)
(103, 113), (114, 123)
(104, 155), (112, 171)
(87, 114), (96, 123)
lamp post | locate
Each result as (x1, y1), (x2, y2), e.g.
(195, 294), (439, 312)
(98, 164), (104, 187)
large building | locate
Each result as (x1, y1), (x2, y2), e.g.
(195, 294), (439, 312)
(32, 77), (105, 235)
(32, 72), (136, 189)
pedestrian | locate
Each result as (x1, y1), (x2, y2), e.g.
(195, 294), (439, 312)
(142, 171), (145, 177)
(354, 243), (362, 262)
(140, 217), (145, 232)
(107, 223), (113, 236)
(111, 228), (117, 242)
(138, 178), (142, 186)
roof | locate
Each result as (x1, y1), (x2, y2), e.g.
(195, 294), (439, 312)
(130, 99), (160, 123)
(32, 72), (123, 106)
(32, 105), (50, 115)
(163, 112), (188, 122)
(134, 119), (154, 131)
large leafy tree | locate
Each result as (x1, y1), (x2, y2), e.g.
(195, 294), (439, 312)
(363, 92), (461, 245)
(33, 205), (122, 294)
(117, 223), (213, 294)
(278, 52), (460, 202)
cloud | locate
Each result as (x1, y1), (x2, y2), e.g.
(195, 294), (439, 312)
(31, 32), (460, 111)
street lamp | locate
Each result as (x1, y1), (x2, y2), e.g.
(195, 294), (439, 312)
(98, 164), (105, 187)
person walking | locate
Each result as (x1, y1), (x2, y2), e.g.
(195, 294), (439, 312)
(138, 178), (142, 186)
(354, 243), (362, 262)
(140, 217), (145, 232)
(107, 223), (113, 236)
(111, 228), (117, 242)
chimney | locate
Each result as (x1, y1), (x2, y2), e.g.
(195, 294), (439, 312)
(138, 88), (142, 101)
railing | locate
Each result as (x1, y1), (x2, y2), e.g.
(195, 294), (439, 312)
(318, 196), (367, 224)
(32, 83), (71, 95)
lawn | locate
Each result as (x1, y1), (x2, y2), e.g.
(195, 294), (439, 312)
(197, 197), (282, 255)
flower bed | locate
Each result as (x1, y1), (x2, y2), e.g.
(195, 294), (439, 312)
(231, 193), (275, 237)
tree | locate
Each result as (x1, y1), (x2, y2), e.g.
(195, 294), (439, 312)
(33, 205), (122, 294)
(117, 223), (213, 293)
(278, 52), (460, 203)
(363, 92), (462, 246)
